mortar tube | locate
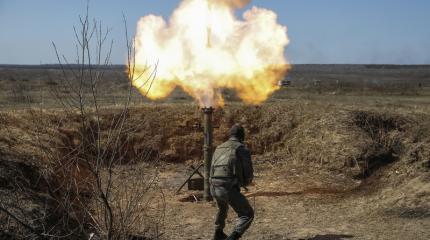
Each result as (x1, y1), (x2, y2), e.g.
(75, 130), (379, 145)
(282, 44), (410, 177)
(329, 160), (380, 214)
(202, 107), (214, 201)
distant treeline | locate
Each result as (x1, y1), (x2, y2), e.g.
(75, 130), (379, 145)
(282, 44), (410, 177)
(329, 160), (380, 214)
(0, 64), (126, 70)
(291, 64), (430, 71)
(1, 64), (429, 71)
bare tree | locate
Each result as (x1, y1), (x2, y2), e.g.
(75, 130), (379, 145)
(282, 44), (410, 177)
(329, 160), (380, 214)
(0, 3), (163, 240)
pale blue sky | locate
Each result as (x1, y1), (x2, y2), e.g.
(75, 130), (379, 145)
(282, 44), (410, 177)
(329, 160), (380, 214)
(0, 0), (429, 64)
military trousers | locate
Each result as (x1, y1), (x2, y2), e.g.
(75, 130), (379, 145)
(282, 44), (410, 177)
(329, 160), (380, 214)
(210, 180), (254, 236)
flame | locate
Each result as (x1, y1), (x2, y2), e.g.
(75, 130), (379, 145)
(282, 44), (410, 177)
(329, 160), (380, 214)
(130, 0), (290, 107)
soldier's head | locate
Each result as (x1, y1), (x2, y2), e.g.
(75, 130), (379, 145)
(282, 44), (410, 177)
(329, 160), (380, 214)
(229, 124), (245, 142)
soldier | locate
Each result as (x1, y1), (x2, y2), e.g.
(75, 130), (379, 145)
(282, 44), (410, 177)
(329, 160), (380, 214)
(210, 124), (254, 240)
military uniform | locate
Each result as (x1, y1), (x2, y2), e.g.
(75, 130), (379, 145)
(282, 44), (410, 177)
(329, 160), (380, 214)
(210, 134), (254, 240)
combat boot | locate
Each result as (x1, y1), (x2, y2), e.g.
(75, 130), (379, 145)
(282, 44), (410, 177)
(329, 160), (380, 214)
(225, 231), (241, 240)
(213, 229), (228, 240)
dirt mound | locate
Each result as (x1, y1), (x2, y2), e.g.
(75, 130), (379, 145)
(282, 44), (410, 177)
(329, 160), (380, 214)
(1, 103), (429, 238)
(1, 103), (428, 182)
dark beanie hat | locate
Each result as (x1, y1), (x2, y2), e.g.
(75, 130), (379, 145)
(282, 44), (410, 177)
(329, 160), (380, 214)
(229, 124), (245, 141)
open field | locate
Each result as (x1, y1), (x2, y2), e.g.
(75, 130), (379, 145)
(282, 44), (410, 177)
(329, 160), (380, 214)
(0, 65), (430, 239)
(1, 64), (430, 108)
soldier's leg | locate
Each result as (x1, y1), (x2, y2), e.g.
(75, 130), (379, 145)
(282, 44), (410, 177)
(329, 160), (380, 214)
(215, 197), (229, 231)
(211, 186), (229, 231)
(228, 187), (254, 237)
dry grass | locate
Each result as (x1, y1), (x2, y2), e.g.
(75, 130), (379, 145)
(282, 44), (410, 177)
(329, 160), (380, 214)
(0, 65), (430, 238)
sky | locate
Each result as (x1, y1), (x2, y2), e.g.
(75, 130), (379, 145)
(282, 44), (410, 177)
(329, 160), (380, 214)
(0, 0), (429, 65)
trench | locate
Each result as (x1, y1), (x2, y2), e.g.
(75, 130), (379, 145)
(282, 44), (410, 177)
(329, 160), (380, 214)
(353, 111), (406, 179)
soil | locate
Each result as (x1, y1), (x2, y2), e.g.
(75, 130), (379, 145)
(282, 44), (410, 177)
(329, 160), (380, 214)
(128, 158), (430, 240)
(107, 101), (429, 239)
(1, 100), (430, 239)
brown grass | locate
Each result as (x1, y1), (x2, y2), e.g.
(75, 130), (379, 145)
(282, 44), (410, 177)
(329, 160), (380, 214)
(1, 65), (430, 238)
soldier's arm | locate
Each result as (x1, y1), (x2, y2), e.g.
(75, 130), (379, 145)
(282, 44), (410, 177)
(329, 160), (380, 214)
(237, 146), (254, 186)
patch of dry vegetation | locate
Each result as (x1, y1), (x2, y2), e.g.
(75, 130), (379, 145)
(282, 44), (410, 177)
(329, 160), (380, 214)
(1, 99), (429, 237)
(0, 108), (167, 239)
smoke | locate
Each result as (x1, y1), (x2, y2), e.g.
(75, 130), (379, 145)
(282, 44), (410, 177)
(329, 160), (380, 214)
(213, 0), (251, 9)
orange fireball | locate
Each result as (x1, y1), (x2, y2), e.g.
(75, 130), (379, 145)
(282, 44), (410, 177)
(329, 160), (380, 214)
(130, 0), (290, 107)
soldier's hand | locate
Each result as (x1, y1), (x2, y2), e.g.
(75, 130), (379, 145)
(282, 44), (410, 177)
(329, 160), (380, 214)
(247, 182), (255, 187)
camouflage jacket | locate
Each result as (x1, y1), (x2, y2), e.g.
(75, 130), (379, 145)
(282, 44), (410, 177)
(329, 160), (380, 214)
(211, 137), (254, 187)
